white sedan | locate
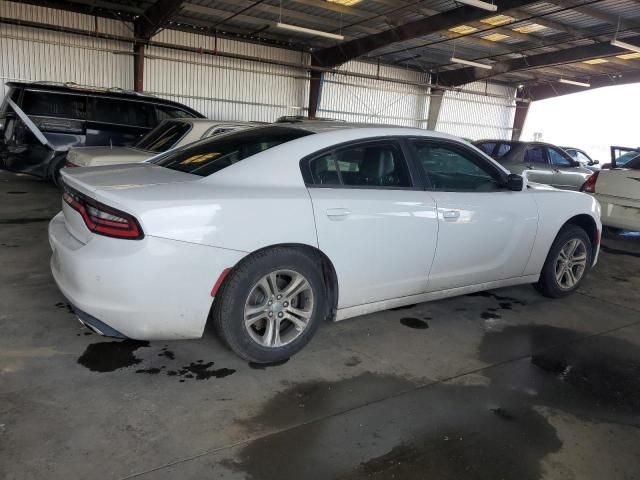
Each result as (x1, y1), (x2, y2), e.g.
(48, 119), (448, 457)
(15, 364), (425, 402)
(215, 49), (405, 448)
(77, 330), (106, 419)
(49, 124), (601, 363)
(581, 154), (640, 231)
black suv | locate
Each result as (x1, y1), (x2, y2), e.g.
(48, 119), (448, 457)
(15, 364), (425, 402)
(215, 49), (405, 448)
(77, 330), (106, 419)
(0, 82), (204, 183)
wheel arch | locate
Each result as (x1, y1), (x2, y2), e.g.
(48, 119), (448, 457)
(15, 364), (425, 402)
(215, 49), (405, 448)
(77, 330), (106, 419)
(563, 213), (599, 253)
(212, 242), (339, 322)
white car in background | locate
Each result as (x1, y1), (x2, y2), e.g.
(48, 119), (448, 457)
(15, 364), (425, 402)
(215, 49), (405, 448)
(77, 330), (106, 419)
(65, 118), (258, 167)
(581, 154), (640, 231)
(49, 124), (601, 363)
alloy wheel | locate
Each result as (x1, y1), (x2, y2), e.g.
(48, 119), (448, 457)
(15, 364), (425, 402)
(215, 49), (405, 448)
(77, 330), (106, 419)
(243, 269), (315, 348)
(554, 238), (588, 290)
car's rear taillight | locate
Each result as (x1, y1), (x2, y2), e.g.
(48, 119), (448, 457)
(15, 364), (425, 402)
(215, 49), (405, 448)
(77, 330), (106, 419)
(580, 171), (599, 193)
(62, 184), (143, 240)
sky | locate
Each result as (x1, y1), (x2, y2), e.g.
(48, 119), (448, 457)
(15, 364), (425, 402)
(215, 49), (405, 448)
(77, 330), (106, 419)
(521, 82), (640, 163)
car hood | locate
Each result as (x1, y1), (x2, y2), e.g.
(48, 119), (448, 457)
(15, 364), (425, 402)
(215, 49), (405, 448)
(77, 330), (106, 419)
(67, 146), (153, 167)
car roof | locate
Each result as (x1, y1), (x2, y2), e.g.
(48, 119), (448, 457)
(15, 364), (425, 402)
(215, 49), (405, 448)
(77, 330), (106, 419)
(171, 118), (264, 126)
(476, 139), (560, 148)
(6, 81), (205, 117)
(276, 120), (412, 134)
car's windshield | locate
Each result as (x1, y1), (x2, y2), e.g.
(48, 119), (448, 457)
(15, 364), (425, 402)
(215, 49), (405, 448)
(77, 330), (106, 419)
(150, 126), (313, 176)
(135, 120), (191, 153)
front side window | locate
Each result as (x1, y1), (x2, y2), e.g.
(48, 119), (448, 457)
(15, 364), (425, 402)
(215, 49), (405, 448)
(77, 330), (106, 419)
(309, 142), (411, 188)
(135, 120), (191, 153)
(575, 151), (592, 165)
(496, 143), (513, 158)
(412, 141), (501, 192)
(477, 142), (496, 156)
(548, 147), (572, 167)
(22, 91), (87, 120)
(524, 147), (547, 164)
(151, 126), (312, 177)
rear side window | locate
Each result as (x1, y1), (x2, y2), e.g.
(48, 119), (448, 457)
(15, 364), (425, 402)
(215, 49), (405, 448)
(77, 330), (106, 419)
(90, 98), (154, 127)
(151, 126), (312, 177)
(524, 147), (546, 164)
(309, 142), (411, 188)
(22, 91), (87, 120)
(135, 121), (191, 153)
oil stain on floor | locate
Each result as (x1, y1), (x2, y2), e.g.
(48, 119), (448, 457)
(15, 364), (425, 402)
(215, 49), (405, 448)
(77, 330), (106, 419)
(77, 340), (150, 372)
(77, 341), (235, 381)
(399, 317), (429, 329)
(225, 324), (640, 480)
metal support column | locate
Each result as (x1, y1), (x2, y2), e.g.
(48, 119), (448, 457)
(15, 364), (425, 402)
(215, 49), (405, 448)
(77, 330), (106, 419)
(133, 43), (145, 92)
(308, 70), (323, 119)
(511, 100), (530, 141)
(426, 88), (444, 131)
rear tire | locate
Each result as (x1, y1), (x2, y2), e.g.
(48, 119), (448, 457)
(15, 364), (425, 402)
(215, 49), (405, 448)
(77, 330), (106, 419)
(49, 155), (67, 189)
(535, 225), (593, 298)
(212, 247), (327, 363)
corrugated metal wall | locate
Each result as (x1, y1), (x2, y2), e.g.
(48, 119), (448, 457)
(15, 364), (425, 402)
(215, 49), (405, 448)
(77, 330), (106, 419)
(319, 62), (430, 128)
(145, 30), (308, 122)
(0, 1), (133, 96)
(0, 0), (518, 137)
(436, 81), (517, 140)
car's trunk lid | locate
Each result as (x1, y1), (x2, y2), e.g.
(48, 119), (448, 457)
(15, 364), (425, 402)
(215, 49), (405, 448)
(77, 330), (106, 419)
(59, 163), (200, 243)
(67, 146), (152, 167)
(595, 169), (640, 205)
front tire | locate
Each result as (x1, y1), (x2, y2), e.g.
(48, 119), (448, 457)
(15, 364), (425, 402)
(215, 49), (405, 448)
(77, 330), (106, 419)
(535, 225), (593, 298)
(212, 247), (326, 363)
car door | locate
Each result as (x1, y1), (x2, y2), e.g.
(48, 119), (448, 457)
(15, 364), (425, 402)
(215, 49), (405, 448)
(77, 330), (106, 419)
(522, 145), (555, 185)
(547, 146), (588, 190)
(304, 138), (439, 309)
(408, 139), (538, 291)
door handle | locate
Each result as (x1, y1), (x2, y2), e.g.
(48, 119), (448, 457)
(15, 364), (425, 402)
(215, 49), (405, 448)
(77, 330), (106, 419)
(326, 208), (351, 220)
(442, 210), (460, 220)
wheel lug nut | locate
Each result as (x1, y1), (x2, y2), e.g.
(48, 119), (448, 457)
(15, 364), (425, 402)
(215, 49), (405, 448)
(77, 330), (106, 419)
(283, 302), (288, 307)
(268, 301), (272, 305)
(277, 295), (282, 300)
(278, 312), (283, 318)
(269, 312), (273, 317)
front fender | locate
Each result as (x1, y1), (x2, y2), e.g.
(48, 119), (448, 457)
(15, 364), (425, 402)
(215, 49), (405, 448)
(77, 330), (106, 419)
(524, 191), (601, 275)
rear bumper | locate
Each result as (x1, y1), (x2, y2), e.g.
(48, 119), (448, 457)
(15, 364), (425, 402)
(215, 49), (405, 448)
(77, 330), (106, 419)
(49, 212), (247, 340)
(595, 195), (640, 231)
(73, 305), (128, 338)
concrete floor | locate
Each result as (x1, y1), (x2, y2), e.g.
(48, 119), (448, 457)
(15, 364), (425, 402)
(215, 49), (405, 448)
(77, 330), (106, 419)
(1, 170), (639, 480)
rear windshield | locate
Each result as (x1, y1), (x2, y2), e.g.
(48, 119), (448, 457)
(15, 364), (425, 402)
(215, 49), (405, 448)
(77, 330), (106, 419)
(150, 126), (312, 177)
(135, 120), (191, 153)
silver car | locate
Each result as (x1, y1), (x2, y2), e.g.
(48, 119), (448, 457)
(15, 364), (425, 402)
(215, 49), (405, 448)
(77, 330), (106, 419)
(475, 140), (593, 190)
(66, 118), (260, 168)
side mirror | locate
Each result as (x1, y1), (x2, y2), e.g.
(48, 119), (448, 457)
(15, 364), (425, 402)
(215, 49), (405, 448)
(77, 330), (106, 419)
(506, 173), (524, 191)
(592, 160), (599, 165)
